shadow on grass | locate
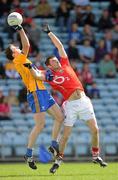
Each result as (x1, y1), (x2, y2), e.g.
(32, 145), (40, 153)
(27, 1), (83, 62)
(0, 173), (111, 178)
(0, 174), (78, 178)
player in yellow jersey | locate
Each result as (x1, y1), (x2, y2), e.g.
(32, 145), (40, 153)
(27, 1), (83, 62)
(5, 25), (64, 170)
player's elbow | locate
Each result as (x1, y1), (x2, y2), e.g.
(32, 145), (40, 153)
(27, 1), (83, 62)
(26, 43), (30, 50)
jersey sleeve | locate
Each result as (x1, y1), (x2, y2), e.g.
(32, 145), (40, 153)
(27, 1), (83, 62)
(60, 57), (70, 66)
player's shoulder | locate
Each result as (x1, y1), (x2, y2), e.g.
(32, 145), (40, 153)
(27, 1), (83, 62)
(60, 56), (70, 66)
(13, 53), (29, 64)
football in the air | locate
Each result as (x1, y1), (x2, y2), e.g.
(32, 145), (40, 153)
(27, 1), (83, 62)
(7, 12), (23, 26)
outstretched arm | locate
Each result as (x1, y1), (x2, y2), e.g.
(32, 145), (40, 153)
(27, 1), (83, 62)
(12, 25), (30, 56)
(18, 28), (30, 56)
(23, 63), (53, 81)
(43, 25), (67, 58)
(30, 68), (45, 81)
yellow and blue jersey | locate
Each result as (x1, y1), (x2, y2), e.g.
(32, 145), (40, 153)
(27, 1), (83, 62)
(13, 53), (55, 113)
(13, 53), (46, 92)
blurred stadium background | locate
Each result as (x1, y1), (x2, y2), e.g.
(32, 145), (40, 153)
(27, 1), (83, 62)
(0, 0), (118, 163)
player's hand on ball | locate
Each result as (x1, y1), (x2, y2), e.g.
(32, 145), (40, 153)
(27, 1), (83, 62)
(11, 25), (23, 31)
(42, 24), (51, 34)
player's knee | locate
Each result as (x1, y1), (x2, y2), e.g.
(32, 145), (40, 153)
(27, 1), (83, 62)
(35, 122), (45, 132)
(55, 112), (64, 123)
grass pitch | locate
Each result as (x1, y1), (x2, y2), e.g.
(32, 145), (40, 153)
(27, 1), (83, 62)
(0, 162), (117, 180)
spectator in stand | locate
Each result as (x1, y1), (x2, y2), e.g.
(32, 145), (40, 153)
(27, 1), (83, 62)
(35, 0), (54, 18)
(109, 0), (118, 18)
(33, 52), (44, 70)
(65, 0), (74, 11)
(104, 30), (113, 53)
(112, 24), (118, 47)
(98, 9), (113, 31)
(22, 15), (33, 30)
(83, 5), (96, 26)
(11, 0), (24, 15)
(68, 22), (83, 44)
(18, 86), (31, 114)
(89, 82), (100, 99)
(95, 39), (107, 63)
(75, 5), (86, 26)
(27, 21), (40, 56)
(79, 39), (95, 63)
(20, 102), (31, 114)
(0, 0), (12, 18)
(112, 11), (118, 25)
(7, 89), (19, 106)
(71, 62), (80, 77)
(5, 61), (20, 79)
(0, 63), (6, 79)
(55, 0), (70, 32)
(69, 5), (85, 27)
(98, 53), (116, 78)
(82, 24), (95, 46)
(18, 86), (27, 104)
(0, 87), (11, 120)
(26, 0), (36, 18)
(109, 47), (118, 71)
(80, 63), (94, 87)
(67, 39), (79, 62)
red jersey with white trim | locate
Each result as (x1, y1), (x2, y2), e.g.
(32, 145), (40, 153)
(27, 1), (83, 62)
(48, 57), (84, 100)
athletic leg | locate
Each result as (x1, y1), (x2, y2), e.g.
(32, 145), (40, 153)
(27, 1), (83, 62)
(47, 103), (64, 156)
(25, 112), (45, 169)
(86, 119), (107, 167)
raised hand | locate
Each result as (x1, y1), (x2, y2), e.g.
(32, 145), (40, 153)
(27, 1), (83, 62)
(11, 25), (22, 31)
(42, 24), (51, 34)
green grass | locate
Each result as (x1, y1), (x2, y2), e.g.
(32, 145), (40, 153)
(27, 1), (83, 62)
(0, 162), (118, 180)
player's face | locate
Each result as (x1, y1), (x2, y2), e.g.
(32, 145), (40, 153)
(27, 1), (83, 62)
(11, 45), (21, 58)
(49, 57), (61, 70)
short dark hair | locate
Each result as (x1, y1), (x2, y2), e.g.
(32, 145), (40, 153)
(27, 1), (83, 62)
(45, 55), (55, 66)
(5, 44), (14, 60)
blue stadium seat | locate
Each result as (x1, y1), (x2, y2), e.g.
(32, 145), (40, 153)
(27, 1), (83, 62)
(15, 147), (26, 156)
(75, 144), (89, 156)
(94, 104), (105, 111)
(11, 112), (25, 120)
(100, 91), (111, 98)
(13, 135), (27, 145)
(90, 2), (100, 9)
(95, 111), (110, 119)
(0, 147), (12, 156)
(16, 126), (29, 132)
(64, 144), (73, 156)
(13, 119), (28, 127)
(100, 2), (110, 9)
(103, 98), (116, 105)
(106, 104), (118, 112)
(3, 125), (16, 132)
(105, 144), (117, 155)
(1, 135), (13, 145)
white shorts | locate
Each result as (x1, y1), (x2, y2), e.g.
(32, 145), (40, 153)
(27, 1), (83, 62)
(62, 95), (96, 127)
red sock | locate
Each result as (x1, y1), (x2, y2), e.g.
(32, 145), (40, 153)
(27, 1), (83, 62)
(92, 147), (99, 159)
(58, 153), (64, 158)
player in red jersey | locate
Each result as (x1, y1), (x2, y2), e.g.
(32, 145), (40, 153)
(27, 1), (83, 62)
(26, 25), (107, 173)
